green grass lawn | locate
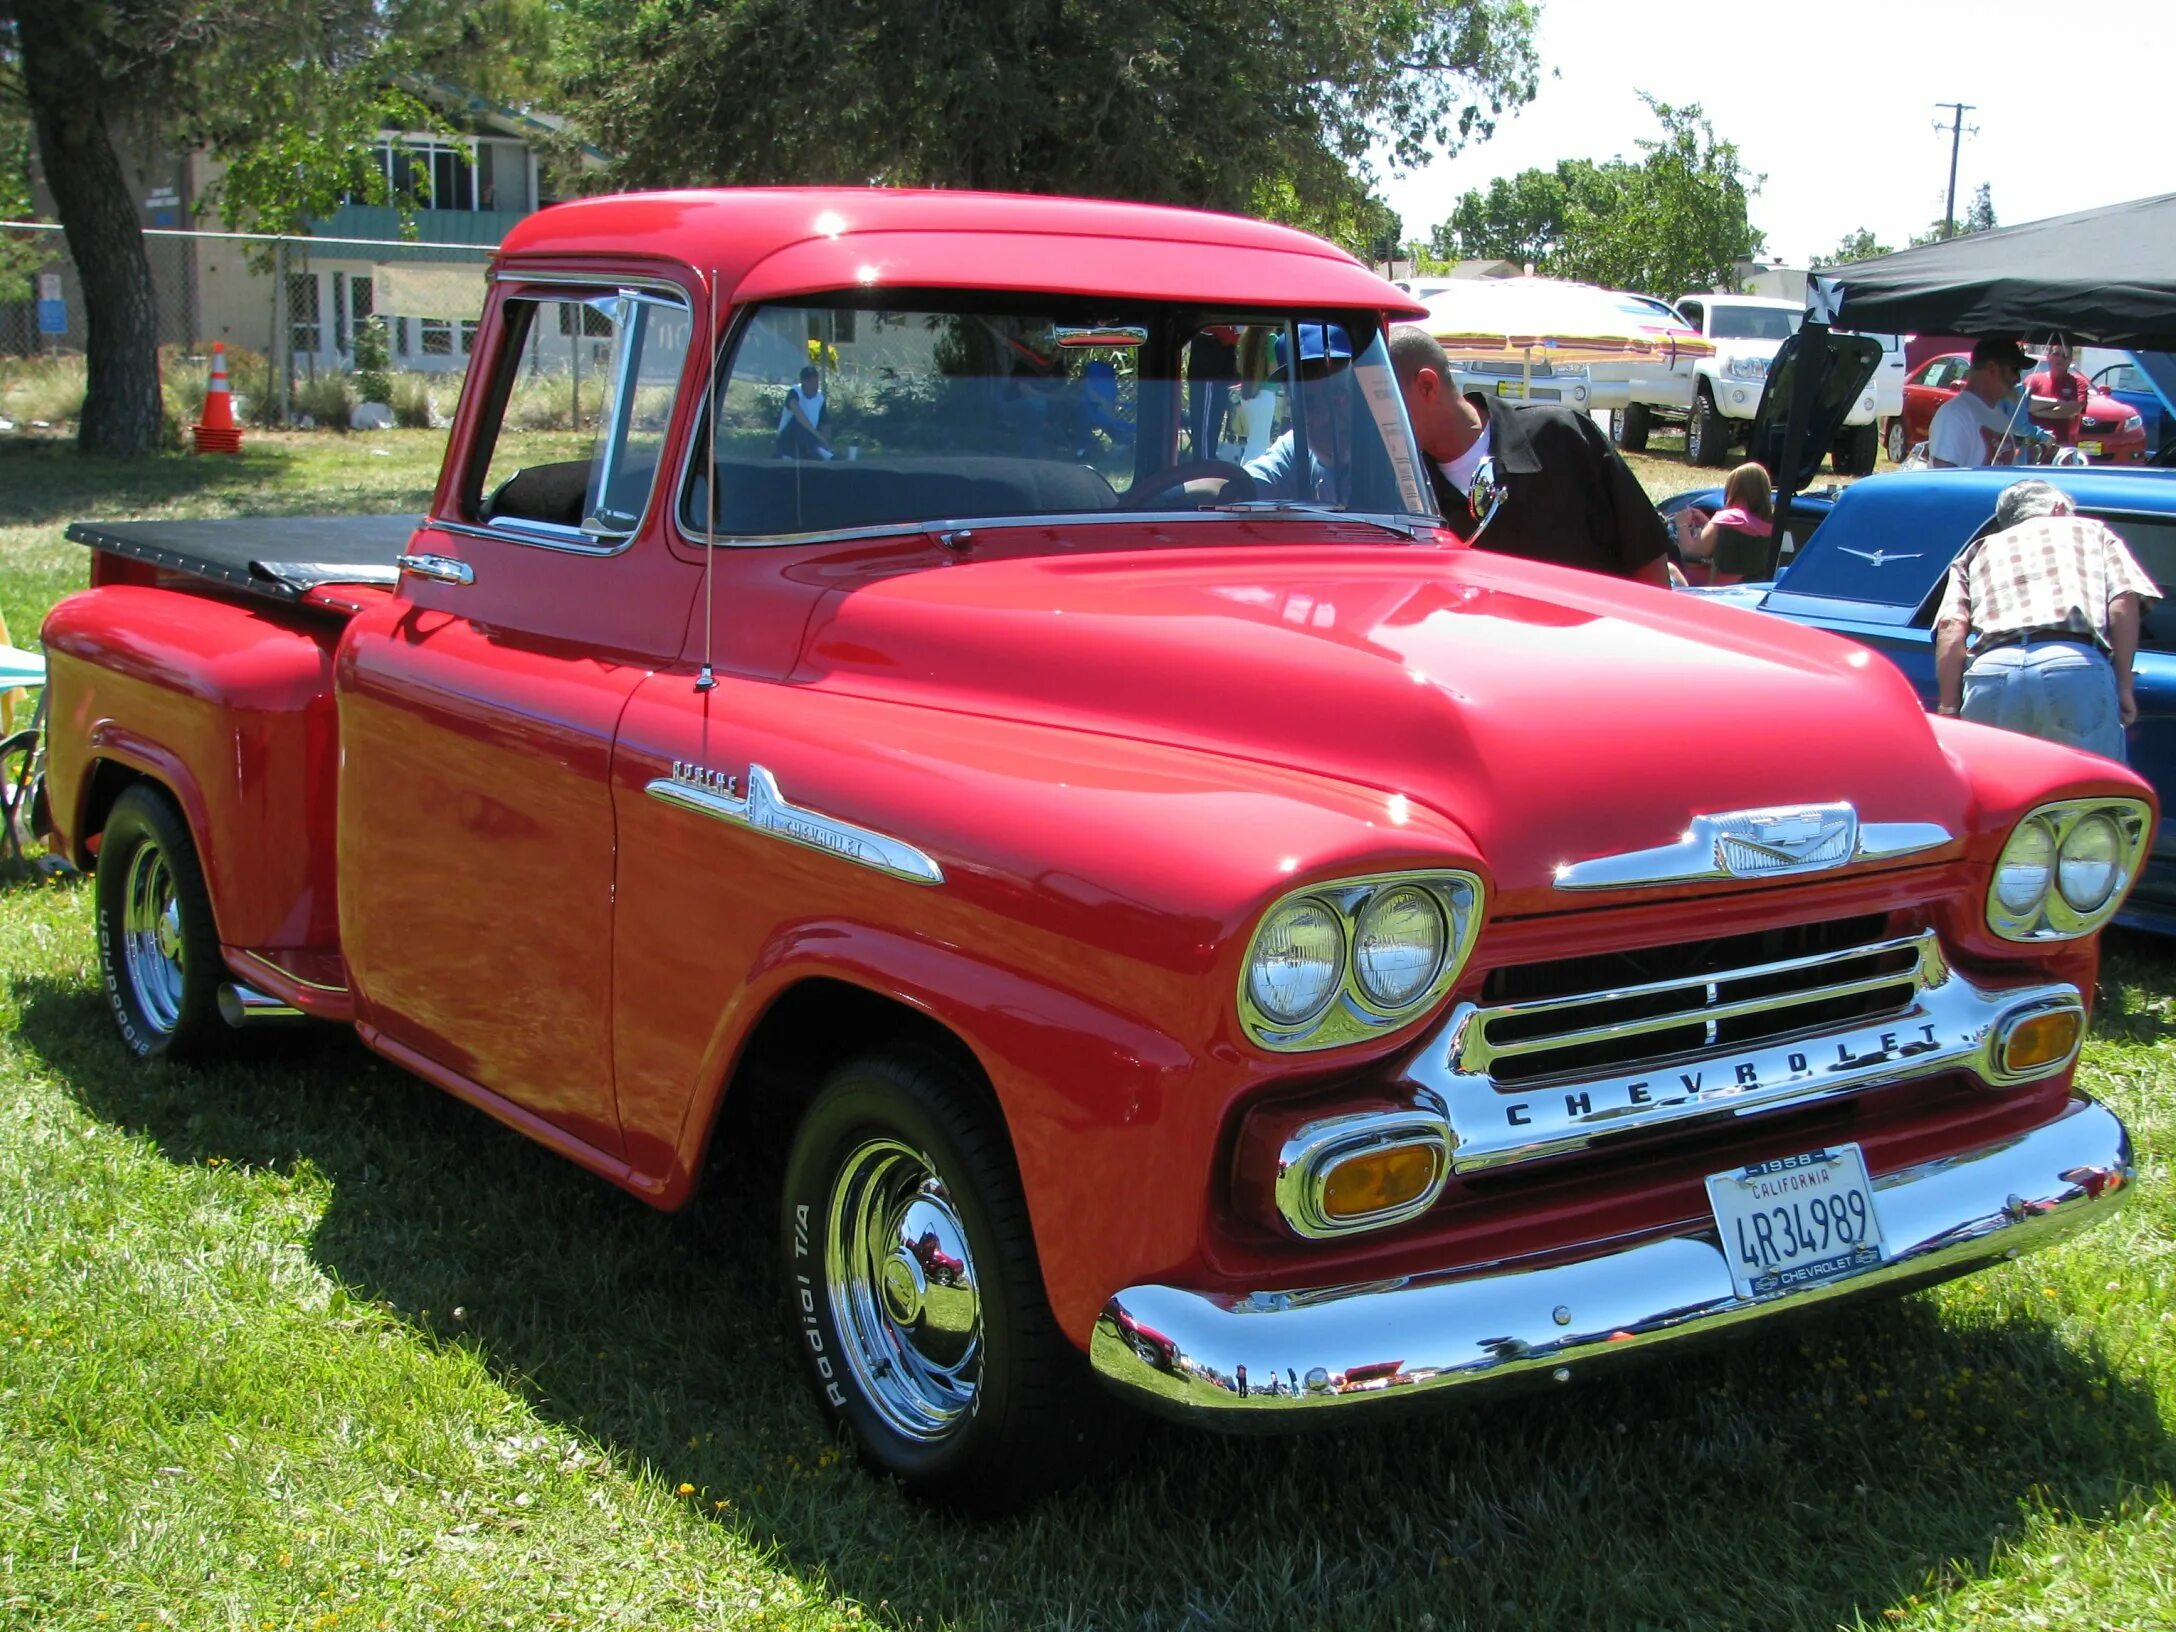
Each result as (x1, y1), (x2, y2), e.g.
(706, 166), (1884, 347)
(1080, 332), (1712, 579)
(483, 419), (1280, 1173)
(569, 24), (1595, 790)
(2, 433), (2174, 1631)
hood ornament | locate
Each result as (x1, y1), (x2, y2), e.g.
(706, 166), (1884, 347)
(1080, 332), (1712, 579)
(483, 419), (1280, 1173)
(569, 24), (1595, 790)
(1555, 803), (1952, 891)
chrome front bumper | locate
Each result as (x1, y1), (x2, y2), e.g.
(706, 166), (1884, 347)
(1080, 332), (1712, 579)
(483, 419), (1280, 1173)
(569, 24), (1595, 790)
(1090, 1094), (2129, 1426)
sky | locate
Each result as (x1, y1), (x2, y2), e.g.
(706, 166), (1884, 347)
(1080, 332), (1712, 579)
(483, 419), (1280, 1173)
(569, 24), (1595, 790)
(1372, 0), (2175, 273)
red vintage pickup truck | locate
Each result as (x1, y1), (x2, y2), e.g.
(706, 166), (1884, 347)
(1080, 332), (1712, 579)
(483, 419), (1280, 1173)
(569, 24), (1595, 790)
(39, 189), (2152, 1510)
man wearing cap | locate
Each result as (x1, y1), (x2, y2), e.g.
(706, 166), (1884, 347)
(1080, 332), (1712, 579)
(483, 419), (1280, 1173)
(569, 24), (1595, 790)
(1927, 338), (2034, 467)
(1385, 326), (1669, 583)
(1933, 478), (2159, 761)
(1243, 323), (1353, 502)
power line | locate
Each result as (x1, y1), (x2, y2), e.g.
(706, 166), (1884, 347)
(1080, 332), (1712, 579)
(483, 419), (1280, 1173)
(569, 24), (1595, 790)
(1934, 102), (1978, 238)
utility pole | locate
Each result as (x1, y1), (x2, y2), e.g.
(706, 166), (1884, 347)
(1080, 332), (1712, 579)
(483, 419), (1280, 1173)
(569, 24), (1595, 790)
(1936, 102), (1976, 238)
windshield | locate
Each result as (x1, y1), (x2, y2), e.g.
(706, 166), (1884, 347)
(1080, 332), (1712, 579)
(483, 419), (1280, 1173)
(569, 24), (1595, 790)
(1710, 305), (1800, 342)
(684, 301), (1432, 539)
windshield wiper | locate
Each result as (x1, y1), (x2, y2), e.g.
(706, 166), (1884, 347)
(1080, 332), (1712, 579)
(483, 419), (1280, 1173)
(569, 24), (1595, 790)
(1207, 500), (1417, 540)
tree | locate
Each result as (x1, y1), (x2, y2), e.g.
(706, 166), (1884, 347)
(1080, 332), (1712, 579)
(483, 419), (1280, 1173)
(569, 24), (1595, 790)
(1430, 95), (1762, 293)
(551, 0), (1541, 257)
(1911, 181), (1995, 246)
(1809, 227), (1893, 268)
(0, 0), (548, 457)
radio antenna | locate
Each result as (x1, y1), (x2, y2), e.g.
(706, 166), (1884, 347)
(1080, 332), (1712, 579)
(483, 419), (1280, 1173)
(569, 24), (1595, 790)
(696, 266), (719, 693)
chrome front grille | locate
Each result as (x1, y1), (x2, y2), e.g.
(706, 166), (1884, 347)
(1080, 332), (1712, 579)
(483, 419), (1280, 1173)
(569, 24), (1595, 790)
(1469, 918), (1924, 1086)
(1402, 919), (2073, 1173)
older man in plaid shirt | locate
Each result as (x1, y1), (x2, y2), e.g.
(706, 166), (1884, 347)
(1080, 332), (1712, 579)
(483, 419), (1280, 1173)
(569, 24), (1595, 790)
(1934, 479), (2160, 761)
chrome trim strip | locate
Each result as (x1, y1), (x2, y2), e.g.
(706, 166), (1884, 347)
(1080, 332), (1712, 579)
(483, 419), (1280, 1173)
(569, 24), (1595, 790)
(1090, 1095), (2129, 1425)
(1554, 805), (1952, 891)
(1273, 1097), (1453, 1239)
(1411, 933), (2080, 1172)
(643, 762), (943, 885)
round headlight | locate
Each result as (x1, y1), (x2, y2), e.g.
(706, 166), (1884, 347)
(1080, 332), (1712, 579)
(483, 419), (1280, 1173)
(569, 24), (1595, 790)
(1995, 819), (2056, 914)
(1352, 885), (1447, 1011)
(1247, 897), (1345, 1027)
(2057, 813), (2123, 913)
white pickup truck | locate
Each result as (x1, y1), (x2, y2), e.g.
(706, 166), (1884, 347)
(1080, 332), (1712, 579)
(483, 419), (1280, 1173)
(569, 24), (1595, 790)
(1614, 294), (1887, 475)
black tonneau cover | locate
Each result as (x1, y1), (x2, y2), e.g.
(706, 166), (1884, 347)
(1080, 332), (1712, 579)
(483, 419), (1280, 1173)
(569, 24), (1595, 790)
(65, 515), (420, 601)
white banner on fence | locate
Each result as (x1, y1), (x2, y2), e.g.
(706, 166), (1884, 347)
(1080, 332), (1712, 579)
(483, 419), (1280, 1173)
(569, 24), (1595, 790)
(372, 264), (486, 321)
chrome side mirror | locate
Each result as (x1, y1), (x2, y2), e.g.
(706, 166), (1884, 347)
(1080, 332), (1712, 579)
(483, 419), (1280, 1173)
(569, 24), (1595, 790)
(1467, 456), (1505, 538)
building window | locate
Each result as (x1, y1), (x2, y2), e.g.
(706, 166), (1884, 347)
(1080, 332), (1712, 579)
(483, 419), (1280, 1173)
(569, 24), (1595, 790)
(419, 317), (479, 356)
(287, 272), (322, 355)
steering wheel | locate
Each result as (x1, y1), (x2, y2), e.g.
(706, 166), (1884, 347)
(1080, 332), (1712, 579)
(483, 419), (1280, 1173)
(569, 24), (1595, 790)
(1125, 458), (1257, 509)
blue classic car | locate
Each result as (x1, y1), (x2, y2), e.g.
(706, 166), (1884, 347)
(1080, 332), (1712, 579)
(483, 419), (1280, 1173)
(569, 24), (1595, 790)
(1679, 466), (2176, 934)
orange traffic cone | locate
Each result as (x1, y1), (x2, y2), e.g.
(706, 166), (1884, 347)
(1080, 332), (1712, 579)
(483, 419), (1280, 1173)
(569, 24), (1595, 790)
(193, 342), (243, 454)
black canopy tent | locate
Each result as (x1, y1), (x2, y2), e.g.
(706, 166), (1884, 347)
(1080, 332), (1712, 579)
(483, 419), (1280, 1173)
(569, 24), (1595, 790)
(1812, 190), (2176, 350)
(1770, 190), (2176, 517)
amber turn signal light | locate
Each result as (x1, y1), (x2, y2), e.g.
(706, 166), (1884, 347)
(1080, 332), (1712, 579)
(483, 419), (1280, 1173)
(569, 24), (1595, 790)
(1997, 1007), (2082, 1079)
(1320, 1142), (1444, 1223)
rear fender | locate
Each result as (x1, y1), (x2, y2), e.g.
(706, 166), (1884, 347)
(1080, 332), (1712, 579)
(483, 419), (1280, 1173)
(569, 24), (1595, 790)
(41, 587), (344, 954)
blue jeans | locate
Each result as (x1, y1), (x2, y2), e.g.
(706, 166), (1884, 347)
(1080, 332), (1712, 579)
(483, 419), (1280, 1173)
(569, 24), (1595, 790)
(1961, 639), (2126, 762)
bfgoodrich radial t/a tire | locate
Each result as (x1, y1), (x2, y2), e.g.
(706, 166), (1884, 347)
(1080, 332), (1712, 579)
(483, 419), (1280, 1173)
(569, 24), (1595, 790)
(94, 784), (226, 1061)
(780, 1048), (1102, 1512)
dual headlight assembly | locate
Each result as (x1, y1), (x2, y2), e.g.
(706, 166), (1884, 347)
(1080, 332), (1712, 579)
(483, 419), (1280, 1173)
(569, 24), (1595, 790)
(1988, 798), (2152, 941)
(1239, 871), (1483, 1052)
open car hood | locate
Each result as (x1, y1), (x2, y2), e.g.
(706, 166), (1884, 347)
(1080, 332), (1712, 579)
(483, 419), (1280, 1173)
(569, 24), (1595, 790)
(1748, 331), (1884, 489)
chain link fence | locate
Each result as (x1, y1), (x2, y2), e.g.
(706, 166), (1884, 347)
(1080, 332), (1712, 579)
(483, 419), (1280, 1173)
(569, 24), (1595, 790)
(0, 221), (494, 430)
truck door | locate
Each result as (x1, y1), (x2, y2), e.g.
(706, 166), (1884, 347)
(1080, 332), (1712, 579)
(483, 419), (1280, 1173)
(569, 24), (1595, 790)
(337, 279), (699, 1161)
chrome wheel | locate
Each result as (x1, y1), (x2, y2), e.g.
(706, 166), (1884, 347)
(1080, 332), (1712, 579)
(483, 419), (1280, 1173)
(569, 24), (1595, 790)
(826, 1136), (982, 1442)
(121, 838), (186, 1036)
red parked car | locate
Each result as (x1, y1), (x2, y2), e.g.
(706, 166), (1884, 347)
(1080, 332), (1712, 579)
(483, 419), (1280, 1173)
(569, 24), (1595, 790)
(1891, 351), (2147, 464)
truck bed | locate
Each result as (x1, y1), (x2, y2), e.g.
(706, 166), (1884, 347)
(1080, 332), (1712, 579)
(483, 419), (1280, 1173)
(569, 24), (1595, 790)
(65, 515), (419, 602)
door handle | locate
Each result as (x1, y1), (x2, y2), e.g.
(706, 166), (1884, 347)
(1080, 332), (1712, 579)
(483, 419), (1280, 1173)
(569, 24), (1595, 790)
(397, 552), (474, 586)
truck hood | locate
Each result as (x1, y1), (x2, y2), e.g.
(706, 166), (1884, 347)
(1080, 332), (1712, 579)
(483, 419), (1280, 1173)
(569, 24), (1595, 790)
(796, 539), (1969, 911)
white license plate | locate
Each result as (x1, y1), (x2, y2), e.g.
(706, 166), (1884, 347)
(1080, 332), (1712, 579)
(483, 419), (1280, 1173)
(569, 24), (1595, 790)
(1707, 1144), (1885, 1299)
(2080, 441), (2104, 455)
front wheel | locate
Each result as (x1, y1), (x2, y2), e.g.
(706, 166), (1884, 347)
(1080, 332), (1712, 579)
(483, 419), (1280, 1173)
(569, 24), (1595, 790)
(1687, 388), (1729, 467)
(94, 784), (226, 1061)
(1834, 421), (1880, 477)
(1885, 418), (1908, 466)
(780, 1049), (1102, 1511)
(1614, 402), (1652, 452)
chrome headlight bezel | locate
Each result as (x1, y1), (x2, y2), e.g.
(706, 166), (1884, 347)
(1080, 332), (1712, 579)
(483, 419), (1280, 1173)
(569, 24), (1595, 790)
(1987, 798), (2153, 941)
(1240, 870), (1484, 1052)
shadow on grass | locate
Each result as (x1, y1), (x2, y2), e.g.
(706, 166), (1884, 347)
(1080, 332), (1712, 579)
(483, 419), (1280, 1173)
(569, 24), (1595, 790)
(2094, 928), (2176, 1046)
(17, 969), (2173, 1632)
(0, 439), (433, 528)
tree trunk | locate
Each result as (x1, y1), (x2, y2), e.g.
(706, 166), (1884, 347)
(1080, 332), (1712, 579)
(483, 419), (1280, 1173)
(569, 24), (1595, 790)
(16, 8), (164, 458)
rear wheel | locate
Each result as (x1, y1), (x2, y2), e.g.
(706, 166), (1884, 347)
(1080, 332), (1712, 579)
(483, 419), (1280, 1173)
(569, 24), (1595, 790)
(94, 785), (225, 1061)
(1688, 387), (1729, 467)
(1885, 418), (1908, 466)
(1614, 402), (1652, 452)
(780, 1048), (1105, 1512)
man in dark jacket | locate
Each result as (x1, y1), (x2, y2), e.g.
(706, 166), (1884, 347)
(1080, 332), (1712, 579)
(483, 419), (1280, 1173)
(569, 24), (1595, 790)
(1388, 326), (1670, 584)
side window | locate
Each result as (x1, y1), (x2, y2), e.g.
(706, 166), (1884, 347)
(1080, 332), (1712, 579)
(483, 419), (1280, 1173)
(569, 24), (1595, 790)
(472, 288), (693, 543)
(1679, 299), (1704, 333)
(2092, 514), (2176, 652)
